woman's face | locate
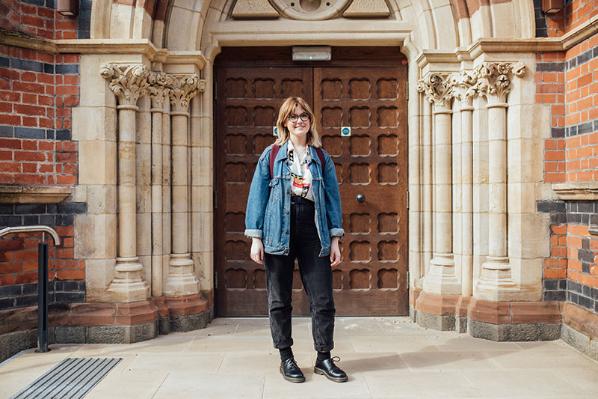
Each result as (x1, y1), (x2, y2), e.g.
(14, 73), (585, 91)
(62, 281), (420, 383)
(285, 104), (311, 142)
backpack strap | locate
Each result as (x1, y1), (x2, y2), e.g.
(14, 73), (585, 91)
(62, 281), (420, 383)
(315, 147), (325, 169)
(269, 144), (280, 178)
(269, 144), (326, 178)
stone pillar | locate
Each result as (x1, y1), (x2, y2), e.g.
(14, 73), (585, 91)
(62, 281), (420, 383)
(422, 98), (433, 278)
(148, 72), (169, 297)
(474, 63), (526, 300)
(453, 71), (476, 298)
(408, 82), (423, 318)
(419, 74), (460, 295)
(100, 64), (150, 302)
(136, 96), (152, 286)
(165, 75), (202, 296)
(162, 97), (172, 292)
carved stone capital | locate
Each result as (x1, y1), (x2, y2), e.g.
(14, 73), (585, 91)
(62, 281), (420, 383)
(148, 72), (170, 109)
(100, 64), (150, 107)
(166, 74), (205, 113)
(450, 70), (477, 106)
(472, 62), (526, 102)
(417, 73), (453, 109)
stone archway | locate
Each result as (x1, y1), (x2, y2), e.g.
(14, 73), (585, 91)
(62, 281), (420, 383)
(82, 0), (556, 340)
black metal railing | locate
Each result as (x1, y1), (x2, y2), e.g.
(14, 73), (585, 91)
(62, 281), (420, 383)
(0, 225), (61, 353)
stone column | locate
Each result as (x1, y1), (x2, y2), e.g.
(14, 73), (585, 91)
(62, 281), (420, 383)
(474, 63), (526, 299)
(421, 98), (433, 278)
(162, 97), (172, 291)
(418, 74), (460, 295)
(453, 71), (476, 297)
(100, 64), (150, 302)
(165, 75), (202, 296)
(408, 92), (422, 286)
(148, 72), (169, 297)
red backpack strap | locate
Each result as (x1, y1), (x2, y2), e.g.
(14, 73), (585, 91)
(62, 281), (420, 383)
(269, 144), (280, 178)
(315, 147), (326, 169)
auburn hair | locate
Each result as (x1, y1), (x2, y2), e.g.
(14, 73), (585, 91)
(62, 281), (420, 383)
(275, 97), (322, 147)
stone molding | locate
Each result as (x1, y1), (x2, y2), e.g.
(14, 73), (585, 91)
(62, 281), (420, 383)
(0, 185), (72, 204)
(268, 0), (352, 21)
(417, 62), (527, 105)
(552, 183), (598, 201)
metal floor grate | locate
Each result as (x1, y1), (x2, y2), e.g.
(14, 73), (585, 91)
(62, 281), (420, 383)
(12, 357), (122, 399)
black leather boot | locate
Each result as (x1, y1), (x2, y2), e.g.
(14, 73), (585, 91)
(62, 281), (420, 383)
(280, 358), (305, 383)
(314, 356), (348, 383)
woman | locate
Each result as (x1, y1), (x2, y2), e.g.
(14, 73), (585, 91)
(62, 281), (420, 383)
(244, 97), (347, 383)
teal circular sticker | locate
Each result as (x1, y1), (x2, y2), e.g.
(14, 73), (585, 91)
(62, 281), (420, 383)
(341, 127), (351, 136)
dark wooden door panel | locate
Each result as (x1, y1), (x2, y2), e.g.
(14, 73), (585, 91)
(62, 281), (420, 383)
(314, 67), (408, 316)
(215, 51), (408, 317)
(215, 66), (313, 316)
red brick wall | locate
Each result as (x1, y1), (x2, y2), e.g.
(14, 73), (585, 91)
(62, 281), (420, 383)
(0, 138), (77, 185)
(545, 0), (597, 37)
(0, 0), (79, 40)
(563, 35), (598, 183)
(0, 0), (85, 305)
(0, 225), (83, 286)
(540, 0), (597, 313)
(537, 51), (566, 184)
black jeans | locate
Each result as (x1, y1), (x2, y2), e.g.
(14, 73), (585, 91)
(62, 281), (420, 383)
(264, 196), (335, 352)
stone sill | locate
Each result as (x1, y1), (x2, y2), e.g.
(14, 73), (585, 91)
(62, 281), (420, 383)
(0, 185), (72, 204)
(553, 183), (598, 200)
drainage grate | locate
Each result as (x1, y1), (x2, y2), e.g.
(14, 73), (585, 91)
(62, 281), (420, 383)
(11, 357), (122, 399)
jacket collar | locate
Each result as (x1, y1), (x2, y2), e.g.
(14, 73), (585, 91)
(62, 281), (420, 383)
(275, 140), (322, 166)
(274, 140), (289, 163)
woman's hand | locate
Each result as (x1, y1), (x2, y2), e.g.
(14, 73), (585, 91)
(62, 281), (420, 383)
(330, 237), (342, 267)
(250, 237), (264, 265)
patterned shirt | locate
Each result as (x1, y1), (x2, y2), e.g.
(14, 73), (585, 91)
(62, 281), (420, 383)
(287, 140), (314, 201)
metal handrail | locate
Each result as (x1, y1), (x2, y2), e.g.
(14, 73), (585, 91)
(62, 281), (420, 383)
(0, 225), (61, 245)
(0, 225), (61, 353)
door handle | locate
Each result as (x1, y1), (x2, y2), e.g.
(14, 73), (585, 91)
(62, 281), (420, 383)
(356, 194), (365, 203)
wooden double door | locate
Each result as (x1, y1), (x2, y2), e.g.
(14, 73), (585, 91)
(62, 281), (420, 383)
(214, 47), (408, 316)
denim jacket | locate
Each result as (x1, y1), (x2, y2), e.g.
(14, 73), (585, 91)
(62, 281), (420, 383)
(244, 141), (344, 257)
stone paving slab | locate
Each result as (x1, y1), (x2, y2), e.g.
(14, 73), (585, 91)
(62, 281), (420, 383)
(0, 317), (597, 399)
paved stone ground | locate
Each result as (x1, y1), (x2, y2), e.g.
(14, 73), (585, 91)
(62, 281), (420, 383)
(1, 317), (597, 398)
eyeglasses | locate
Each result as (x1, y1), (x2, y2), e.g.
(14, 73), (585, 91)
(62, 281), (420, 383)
(288, 113), (310, 123)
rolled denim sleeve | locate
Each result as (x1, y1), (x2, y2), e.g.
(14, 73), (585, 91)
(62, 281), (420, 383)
(244, 147), (272, 239)
(322, 151), (344, 238)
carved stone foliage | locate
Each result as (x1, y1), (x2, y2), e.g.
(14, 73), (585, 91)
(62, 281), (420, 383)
(100, 64), (150, 107)
(417, 62), (527, 106)
(167, 74), (205, 112)
(100, 66), (206, 111)
(450, 70), (477, 105)
(417, 73), (453, 108)
(472, 62), (526, 102)
(147, 72), (170, 109)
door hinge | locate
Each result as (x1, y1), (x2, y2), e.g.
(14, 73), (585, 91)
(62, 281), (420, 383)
(215, 271), (218, 288)
(214, 81), (217, 100)
(405, 83), (409, 100)
(213, 190), (218, 209)
(406, 189), (409, 209)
